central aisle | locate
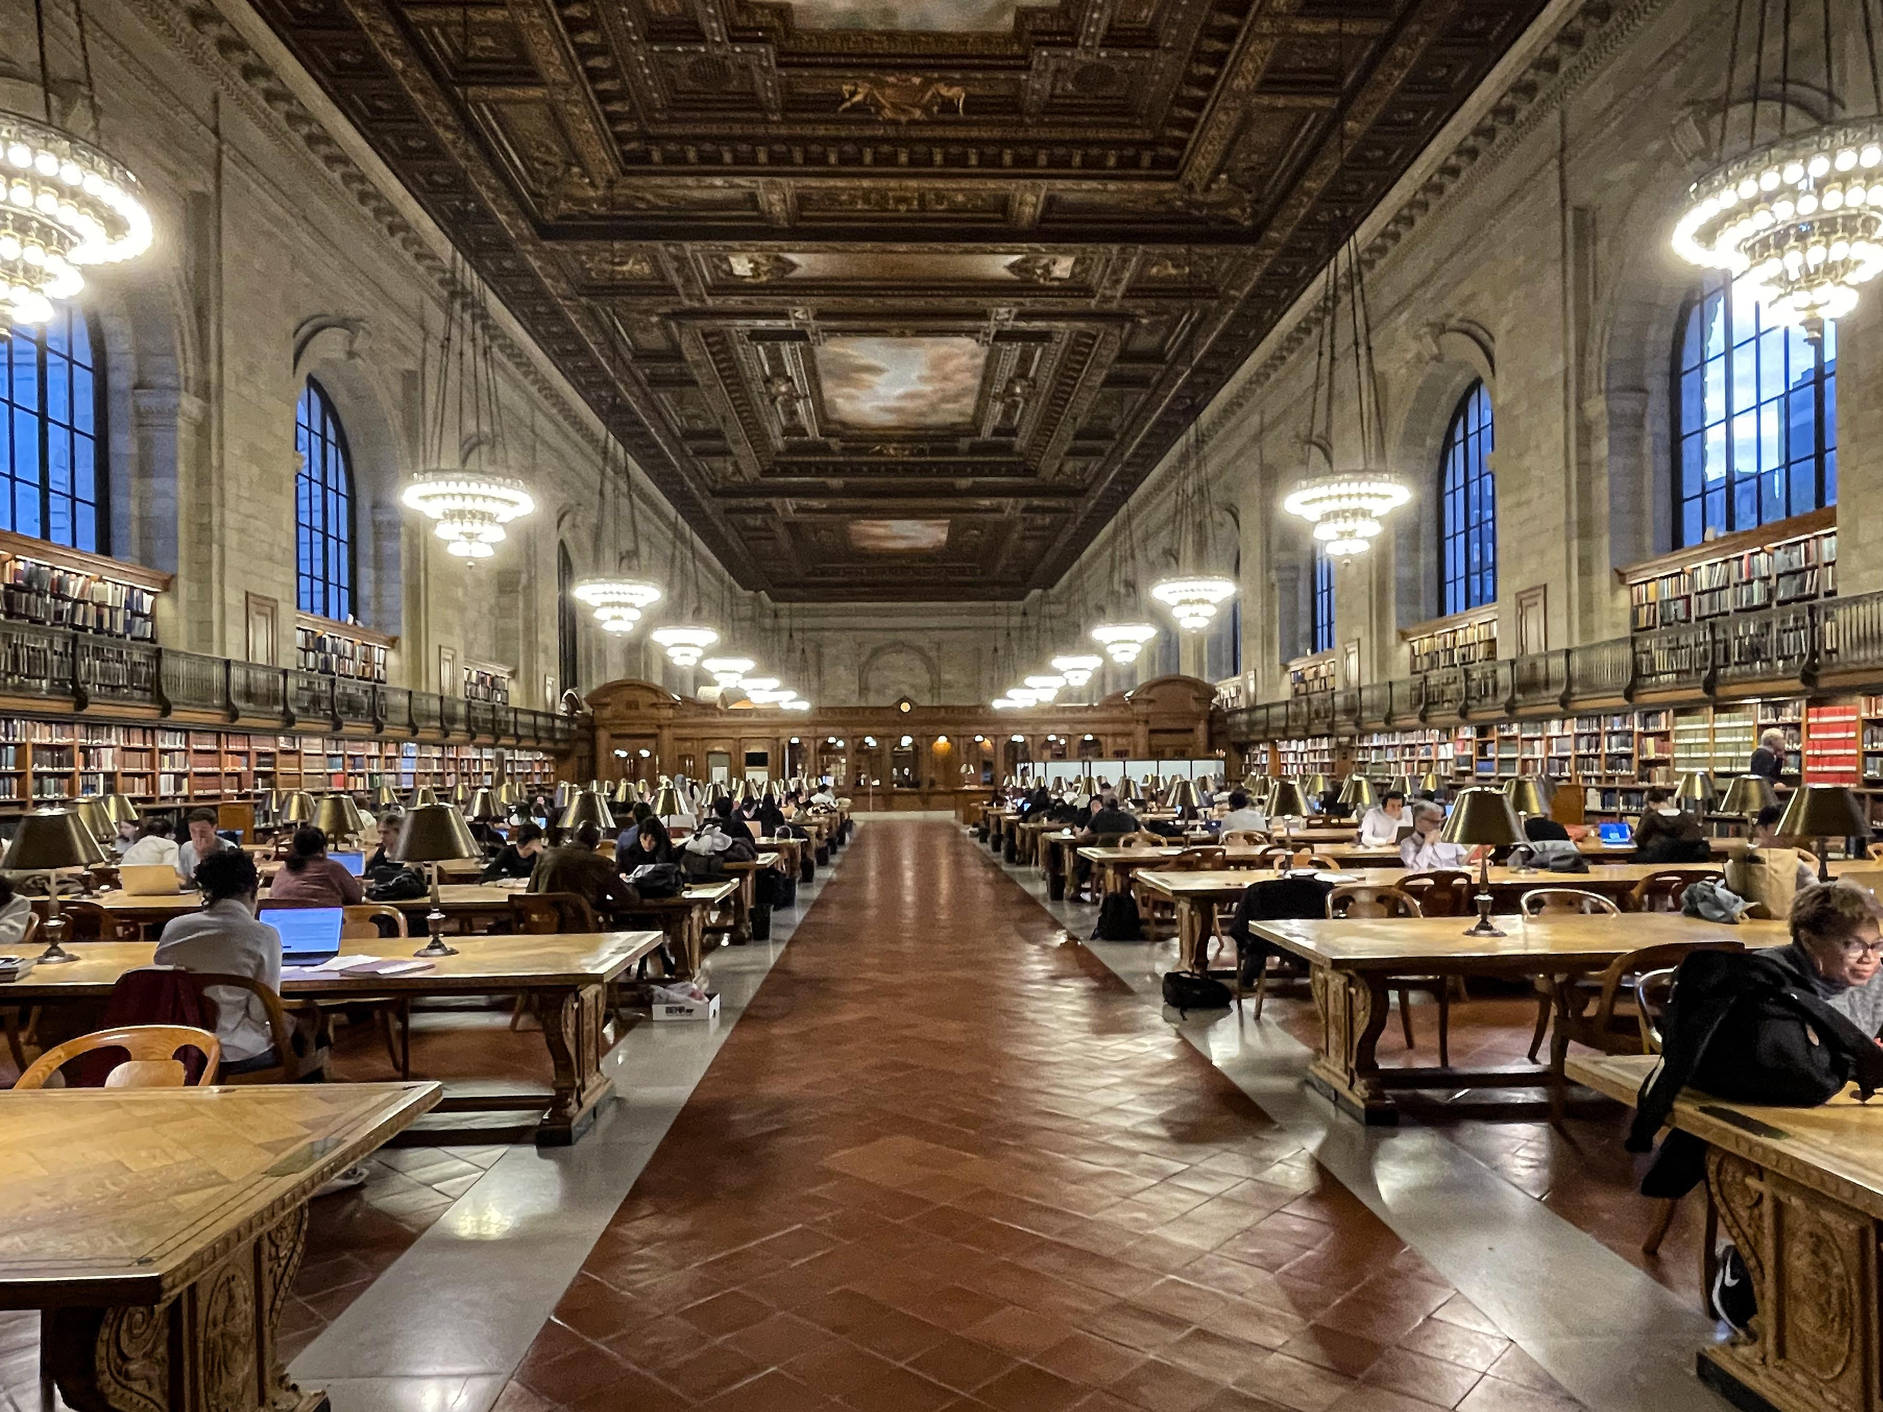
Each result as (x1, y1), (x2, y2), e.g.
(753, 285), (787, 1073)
(504, 819), (1584, 1412)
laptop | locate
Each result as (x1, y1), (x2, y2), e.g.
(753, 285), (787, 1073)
(1598, 821), (1635, 847)
(331, 850), (366, 877)
(265, 906), (345, 967)
(120, 864), (181, 896)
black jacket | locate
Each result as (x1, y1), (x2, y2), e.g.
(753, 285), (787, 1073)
(1226, 876), (1335, 961)
(1084, 807), (1139, 837)
(481, 844), (537, 882)
(1749, 745), (1785, 783)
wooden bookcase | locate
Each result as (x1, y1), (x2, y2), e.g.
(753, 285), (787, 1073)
(0, 529), (167, 642)
(295, 612), (394, 684)
(1404, 611), (1497, 676)
(1287, 653), (1336, 698)
(463, 662), (512, 705)
(1623, 508), (1836, 631)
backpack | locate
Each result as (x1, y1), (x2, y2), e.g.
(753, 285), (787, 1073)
(1162, 971), (1232, 1016)
(626, 862), (684, 898)
(366, 867), (428, 902)
(1091, 891), (1144, 941)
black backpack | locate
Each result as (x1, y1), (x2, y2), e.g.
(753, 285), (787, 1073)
(627, 862), (685, 898)
(365, 866), (427, 902)
(1162, 971), (1232, 1015)
(1091, 891), (1144, 941)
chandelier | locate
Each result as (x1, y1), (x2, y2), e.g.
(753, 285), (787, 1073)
(1022, 673), (1066, 703)
(572, 577), (661, 634)
(1090, 622), (1157, 664)
(402, 471), (534, 558)
(1669, 1), (1883, 329)
(1150, 302), (1238, 633)
(1282, 232), (1406, 557)
(652, 625), (717, 667)
(1150, 578), (1238, 632)
(1051, 653), (1102, 687)
(1, 110), (152, 328)
(702, 656), (755, 688)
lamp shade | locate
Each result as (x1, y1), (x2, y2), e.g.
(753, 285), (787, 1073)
(1674, 771), (1717, 809)
(451, 781), (470, 807)
(1166, 779), (1200, 812)
(649, 784), (683, 820)
(1386, 775), (1414, 798)
(3, 809), (107, 871)
(100, 793), (138, 826)
(496, 781), (522, 807)
(278, 791), (317, 825)
(1439, 787), (1525, 847)
(1299, 773), (1330, 800)
(1269, 780), (1310, 818)
(553, 781), (578, 808)
(408, 787), (438, 808)
(312, 795), (364, 840)
(1337, 775), (1375, 809)
(373, 785), (401, 809)
(560, 791), (616, 835)
(1504, 777), (1547, 817)
(1721, 774), (1778, 817)
(389, 804), (480, 864)
(72, 797), (112, 842)
(465, 788), (500, 821)
(736, 778), (760, 804)
(1775, 784), (1870, 841)
(612, 778), (636, 805)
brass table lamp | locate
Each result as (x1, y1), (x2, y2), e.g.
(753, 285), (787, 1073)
(1720, 773), (1777, 834)
(1337, 775), (1374, 811)
(312, 794), (365, 846)
(464, 788), (500, 822)
(561, 791), (616, 836)
(553, 781), (577, 809)
(1776, 784), (1871, 884)
(277, 791), (317, 826)
(100, 792), (138, 827)
(408, 787), (439, 808)
(1503, 776), (1546, 819)
(1269, 779), (1310, 844)
(4, 809), (107, 964)
(390, 804), (481, 957)
(650, 784), (685, 826)
(372, 784), (401, 811)
(1674, 770), (1717, 814)
(1299, 774), (1331, 810)
(1166, 777), (1201, 823)
(1440, 787), (1526, 936)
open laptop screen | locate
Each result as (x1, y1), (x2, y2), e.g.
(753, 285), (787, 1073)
(265, 906), (345, 966)
(1598, 821), (1635, 846)
(330, 851), (365, 877)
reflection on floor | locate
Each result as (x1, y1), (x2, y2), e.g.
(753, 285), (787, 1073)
(2, 819), (1733, 1412)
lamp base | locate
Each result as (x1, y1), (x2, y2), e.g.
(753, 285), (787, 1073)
(413, 908), (458, 959)
(1462, 893), (1505, 938)
(35, 941), (79, 964)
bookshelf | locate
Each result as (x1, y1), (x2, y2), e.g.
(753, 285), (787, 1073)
(295, 613), (393, 684)
(1805, 702), (1860, 785)
(0, 529), (167, 642)
(1287, 653), (1336, 698)
(1623, 508), (1836, 632)
(1404, 611), (1497, 676)
(463, 661), (512, 705)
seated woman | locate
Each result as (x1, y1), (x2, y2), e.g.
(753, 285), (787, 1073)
(483, 821), (546, 881)
(267, 825), (365, 906)
(0, 875), (31, 947)
(152, 851), (284, 1075)
(119, 816), (181, 868)
(1399, 800), (1471, 869)
(620, 816), (677, 871)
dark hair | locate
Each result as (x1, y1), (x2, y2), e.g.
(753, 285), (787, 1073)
(575, 823), (601, 849)
(187, 807), (218, 827)
(1383, 790), (1406, 805)
(1644, 788), (1671, 806)
(0, 874), (12, 906)
(379, 808), (404, 829)
(283, 825), (328, 873)
(138, 817), (174, 839)
(1791, 883), (1879, 948)
(1756, 804), (1785, 829)
(637, 817), (671, 852)
(632, 802), (653, 824)
(1228, 790), (1248, 809)
(195, 848), (259, 903)
(515, 822), (543, 846)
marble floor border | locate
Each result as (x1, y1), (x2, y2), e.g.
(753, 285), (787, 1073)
(290, 827), (860, 1412)
(981, 833), (1732, 1412)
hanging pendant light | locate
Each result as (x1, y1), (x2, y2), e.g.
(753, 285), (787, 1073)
(403, 470), (534, 558)
(653, 625), (717, 667)
(1150, 285), (1238, 633)
(573, 577), (662, 634)
(1090, 622), (1157, 664)
(1051, 653), (1102, 688)
(1023, 673), (1066, 703)
(1282, 225), (1407, 558)
(1150, 577), (1237, 632)
(702, 656), (755, 689)
(1671, 1), (1883, 330)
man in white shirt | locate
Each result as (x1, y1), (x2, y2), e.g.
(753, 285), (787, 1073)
(1219, 790), (1268, 833)
(811, 784), (837, 808)
(175, 808), (240, 883)
(1358, 791), (1409, 847)
(152, 850), (282, 1071)
(1400, 800), (1473, 869)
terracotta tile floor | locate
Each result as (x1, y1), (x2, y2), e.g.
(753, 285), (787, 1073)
(498, 820), (1589, 1411)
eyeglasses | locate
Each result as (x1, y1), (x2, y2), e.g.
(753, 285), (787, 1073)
(1841, 937), (1883, 960)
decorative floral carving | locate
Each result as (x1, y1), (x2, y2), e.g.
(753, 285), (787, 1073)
(837, 77), (968, 122)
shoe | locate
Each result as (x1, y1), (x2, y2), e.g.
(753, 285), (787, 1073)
(313, 1164), (369, 1198)
(1712, 1244), (1755, 1335)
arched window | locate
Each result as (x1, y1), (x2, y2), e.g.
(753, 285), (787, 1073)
(1674, 281), (1835, 546)
(557, 542), (577, 694)
(1310, 546), (1334, 655)
(1439, 381), (1496, 615)
(1, 307), (104, 552)
(295, 379), (355, 620)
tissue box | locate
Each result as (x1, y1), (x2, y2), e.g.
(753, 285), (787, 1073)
(651, 990), (720, 1022)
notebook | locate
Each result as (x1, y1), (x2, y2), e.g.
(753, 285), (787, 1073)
(120, 864), (181, 896)
(1598, 821), (1635, 847)
(265, 906), (345, 967)
(331, 850), (366, 877)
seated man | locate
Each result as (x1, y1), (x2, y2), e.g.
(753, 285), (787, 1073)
(1219, 790), (1268, 834)
(1400, 800), (1471, 869)
(1074, 793), (1139, 843)
(175, 807), (241, 883)
(483, 821), (546, 881)
(152, 851), (283, 1075)
(529, 822), (638, 920)
(1634, 787), (1708, 863)
(1357, 790), (1408, 847)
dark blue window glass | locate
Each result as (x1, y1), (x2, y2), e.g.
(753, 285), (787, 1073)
(1675, 282), (1835, 545)
(1439, 381), (1495, 615)
(1310, 545), (1334, 655)
(1, 308), (103, 551)
(295, 378), (355, 620)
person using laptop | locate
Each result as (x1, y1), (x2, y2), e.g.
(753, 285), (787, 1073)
(119, 816), (180, 869)
(364, 810), (404, 878)
(268, 826), (364, 906)
(484, 821), (546, 881)
(1358, 790), (1409, 847)
(153, 851), (283, 1075)
(1219, 789), (1268, 834)
(175, 807), (240, 883)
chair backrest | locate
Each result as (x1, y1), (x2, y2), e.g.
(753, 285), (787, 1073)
(341, 904), (408, 939)
(62, 901), (143, 943)
(1590, 939), (1746, 1051)
(1518, 888), (1621, 917)
(1256, 845), (1294, 862)
(509, 892), (598, 934)
(1868, 842), (1883, 863)
(1326, 884), (1423, 919)
(189, 971), (304, 1082)
(1221, 830), (1267, 847)
(1165, 847), (1227, 871)
(1633, 967), (1678, 1052)
(1629, 869), (1722, 913)
(1399, 869), (1472, 916)
(15, 1024), (222, 1089)
(1091, 832), (1134, 849)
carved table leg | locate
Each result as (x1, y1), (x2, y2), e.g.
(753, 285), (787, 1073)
(1306, 967), (1397, 1123)
(46, 1205), (325, 1412)
(538, 981), (611, 1146)
(1178, 901), (1207, 974)
(1046, 843), (1066, 902)
(731, 875), (753, 945)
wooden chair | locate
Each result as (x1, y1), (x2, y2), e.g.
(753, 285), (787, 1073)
(1627, 870), (1721, 913)
(14, 1024), (221, 1089)
(190, 972), (317, 1084)
(509, 892), (599, 934)
(1220, 830), (1267, 848)
(1325, 886), (1450, 1062)
(1625, 961), (1717, 1262)
(62, 901), (144, 942)
(1399, 869), (1472, 917)
(334, 906), (413, 1077)
(2, 913), (41, 1072)
(1135, 847), (1226, 937)
(1518, 890), (1622, 1062)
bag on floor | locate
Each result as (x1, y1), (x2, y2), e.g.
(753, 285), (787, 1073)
(1091, 891), (1144, 941)
(749, 903), (772, 942)
(1161, 971), (1232, 1016)
(799, 851), (815, 884)
(775, 871), (797, 908)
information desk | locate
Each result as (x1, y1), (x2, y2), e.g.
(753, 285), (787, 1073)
(1571, 1053), (1883, 1412)
(1237, 913), (1785, 1123)
(4, 932), (663, 1144)
(0, 1082), (439, 1412)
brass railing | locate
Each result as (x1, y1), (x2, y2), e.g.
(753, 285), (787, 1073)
(1223, 588), (1883, 745)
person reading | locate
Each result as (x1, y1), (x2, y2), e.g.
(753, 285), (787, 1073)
(529, 823), (638, 920)
(1634, 787), (1708, 863)
(267, 825), (365, 906)
(1358, 791), (1408, 847)
(484, 821), (546, 881)
(1219, 790), (1268, 834)
(1399, 800), (1470, 869)
(152, 851), (285, 1075)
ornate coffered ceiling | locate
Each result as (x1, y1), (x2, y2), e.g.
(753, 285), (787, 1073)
(253, 0), (1549, 600)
